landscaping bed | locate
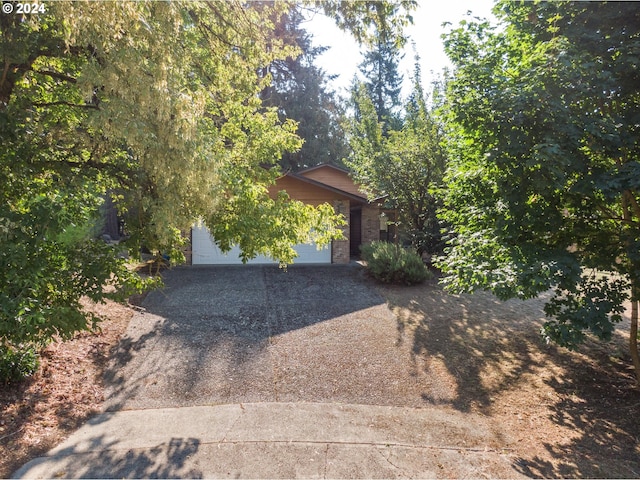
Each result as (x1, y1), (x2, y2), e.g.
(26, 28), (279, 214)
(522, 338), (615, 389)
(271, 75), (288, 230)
(0, 299), (134, 478)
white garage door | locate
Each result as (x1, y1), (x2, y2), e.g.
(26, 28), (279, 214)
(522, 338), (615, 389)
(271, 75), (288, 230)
(191, 225), (331, 265)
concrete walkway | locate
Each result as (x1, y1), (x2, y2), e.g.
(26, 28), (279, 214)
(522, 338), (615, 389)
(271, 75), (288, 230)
(14, 403), (524, 478)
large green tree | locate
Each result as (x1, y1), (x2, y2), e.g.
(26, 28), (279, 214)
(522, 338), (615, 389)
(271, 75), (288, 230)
(358, 34), (404, 130)
(1, 0), (415, 377)
(438, 1), (640, 382)
(260, 5), (348, 170)
(346, 62), (447, 255)
(0, 1), (319, 371)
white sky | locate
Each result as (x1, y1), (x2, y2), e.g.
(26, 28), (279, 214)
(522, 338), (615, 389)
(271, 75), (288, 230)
(302, 0), (497, 98)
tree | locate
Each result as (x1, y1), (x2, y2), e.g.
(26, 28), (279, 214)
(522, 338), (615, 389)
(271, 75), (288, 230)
(438, 1), (640, 382)
(346, 61), (448, 255)
(358, 35), (404, 131)
(0, 1), (342, 374)
(310, 0), (417, 47)
(0, 0), (415, 378)
(260, 5), (348, 170)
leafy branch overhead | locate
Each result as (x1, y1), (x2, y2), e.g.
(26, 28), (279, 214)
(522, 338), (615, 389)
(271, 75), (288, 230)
(0, 0), (412, 376)
(438, 0), (640, 382)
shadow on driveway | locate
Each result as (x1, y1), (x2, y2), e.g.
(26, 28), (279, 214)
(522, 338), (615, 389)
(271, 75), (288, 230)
(16, 433), (202, 479)
(104, 265), (398, 410)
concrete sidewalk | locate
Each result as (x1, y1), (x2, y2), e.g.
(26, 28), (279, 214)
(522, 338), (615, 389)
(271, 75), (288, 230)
(13, 402), (524, 479)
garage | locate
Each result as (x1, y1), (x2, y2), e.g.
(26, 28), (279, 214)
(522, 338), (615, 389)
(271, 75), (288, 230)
(191, 225), (331, 265)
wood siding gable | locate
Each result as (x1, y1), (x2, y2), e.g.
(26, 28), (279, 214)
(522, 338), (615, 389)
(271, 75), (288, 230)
(298, 165), (367, 199)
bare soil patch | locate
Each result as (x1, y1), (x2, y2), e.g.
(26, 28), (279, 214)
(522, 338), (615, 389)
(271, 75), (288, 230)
(379, 277), (640, 478)
(0, 299), (134, 478)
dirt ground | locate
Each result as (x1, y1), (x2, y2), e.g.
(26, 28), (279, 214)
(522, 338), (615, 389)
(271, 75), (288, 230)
(0, 299), (134, 478)
(380, 277), (640, 478)
(1, 275), (639, 479)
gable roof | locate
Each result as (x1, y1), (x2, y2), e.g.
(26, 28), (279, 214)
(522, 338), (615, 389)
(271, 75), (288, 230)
(298, 163), (352, 175)
(274, 172), (368, 205)
(297, 164), (367, 199)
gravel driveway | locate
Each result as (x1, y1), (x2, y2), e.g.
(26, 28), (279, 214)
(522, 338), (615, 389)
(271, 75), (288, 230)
(104, 265), (434, 411)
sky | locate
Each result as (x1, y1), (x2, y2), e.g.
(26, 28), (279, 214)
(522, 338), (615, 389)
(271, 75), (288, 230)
(302, 0), (497, 98)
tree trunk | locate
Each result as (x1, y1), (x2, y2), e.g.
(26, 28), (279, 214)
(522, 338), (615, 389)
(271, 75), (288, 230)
(621, 190), (640, 384)
(630, 286), (640, 385)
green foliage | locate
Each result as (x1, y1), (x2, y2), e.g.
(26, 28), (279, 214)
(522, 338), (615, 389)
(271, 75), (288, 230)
(0, 345), (39, 384)
(543, 273), (630, 349)
(358, 36), (404, 130)
(0, 1), (413, 379)
(261, 6), (348, 170)
(0, 178), (153, 352)
(312, 1), (417, 48)
(438, 1), (640, 380)
(361, 241), (430, 285)
(345, 64), (448, 255)
(0, 1), (347, 371)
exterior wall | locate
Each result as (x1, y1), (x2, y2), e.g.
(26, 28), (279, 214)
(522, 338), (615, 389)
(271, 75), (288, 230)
(300, 166), (365, 198)
(361, 205), (380, 245)
(191, 173), (361, 264)
(191, 225), (330, 265)
(331, 199), (350, 264)
(183, 229), (193, 265)
(268, 175), (346, 206)
(270, 175), (355, 264)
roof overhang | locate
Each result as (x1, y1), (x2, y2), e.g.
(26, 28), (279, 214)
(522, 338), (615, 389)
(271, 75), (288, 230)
(279, 172), (370, 205)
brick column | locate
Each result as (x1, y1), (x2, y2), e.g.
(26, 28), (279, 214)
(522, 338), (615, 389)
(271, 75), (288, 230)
(331, 200), (350, 263)
(361, 206), (381, 244)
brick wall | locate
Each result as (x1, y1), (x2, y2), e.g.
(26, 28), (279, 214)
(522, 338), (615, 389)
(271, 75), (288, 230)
(183, 229), (193, 265)
(332, 200), (350, 263)
(361, 206), (380, 245)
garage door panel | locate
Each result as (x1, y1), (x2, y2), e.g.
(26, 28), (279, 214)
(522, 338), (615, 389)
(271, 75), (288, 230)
(191, 226), (330, 265)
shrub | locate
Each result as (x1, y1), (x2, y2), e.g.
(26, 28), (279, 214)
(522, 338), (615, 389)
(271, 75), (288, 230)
(360, 241), (431, 285)
(0, 345), (39, 383)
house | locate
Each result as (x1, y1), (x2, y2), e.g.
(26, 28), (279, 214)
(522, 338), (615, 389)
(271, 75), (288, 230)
(189, 164), (396, 265)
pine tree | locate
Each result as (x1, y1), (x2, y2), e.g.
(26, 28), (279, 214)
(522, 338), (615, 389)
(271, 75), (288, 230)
(261, 6), (348, 171)
(357, 29), (403, 131)
(346, 59), (447, 255)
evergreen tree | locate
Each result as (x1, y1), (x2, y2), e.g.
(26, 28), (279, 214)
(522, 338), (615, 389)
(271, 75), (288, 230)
(261, 6), (348, 171)
(346, 60), (447, 255)
(357, 19), (404, 131)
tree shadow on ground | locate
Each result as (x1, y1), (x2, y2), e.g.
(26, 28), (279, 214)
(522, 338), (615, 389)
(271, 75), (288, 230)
(381, 279), (640, 478)
(103, 265), (387, 410)
(385, 280), (551, 413)
(103, 326), (164, 411)
(512, 346), (640, 478)
(14, 435), (202, 479)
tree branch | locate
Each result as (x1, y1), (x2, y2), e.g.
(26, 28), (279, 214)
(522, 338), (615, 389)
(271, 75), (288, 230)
(625, 190), (640, 221)
(32, 101), (99, 110)
(31, 69), (77, 84)
(1, 59), (10, 90)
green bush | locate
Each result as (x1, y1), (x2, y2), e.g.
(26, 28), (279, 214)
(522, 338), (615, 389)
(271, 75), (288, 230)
(360, 241), (431, 285)
(0, 345), (39, 383)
